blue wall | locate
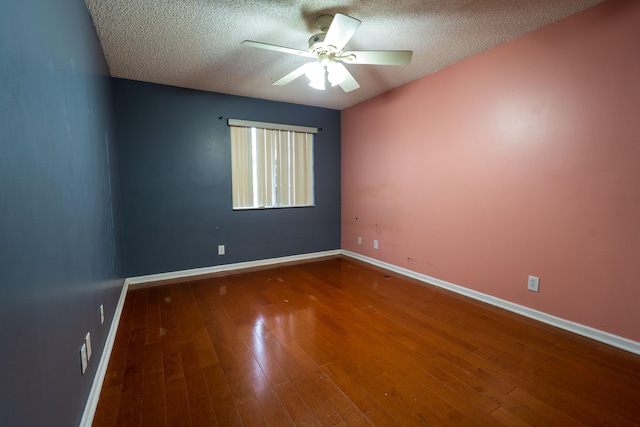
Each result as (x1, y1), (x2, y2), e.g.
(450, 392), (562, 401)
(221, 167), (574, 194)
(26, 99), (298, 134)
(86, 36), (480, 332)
(113, 79), (341, 277)
(0, 1), (124, 426)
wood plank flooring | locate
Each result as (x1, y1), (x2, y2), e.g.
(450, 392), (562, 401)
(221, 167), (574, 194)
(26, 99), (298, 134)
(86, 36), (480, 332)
(92, 256), (640, 426)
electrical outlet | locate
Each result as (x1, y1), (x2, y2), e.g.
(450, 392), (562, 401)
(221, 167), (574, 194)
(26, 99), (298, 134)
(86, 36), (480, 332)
(374, 240), (379, 249)
(85, 332), (92, 361)
(218, 245), (225, 255)
(357, 236), (362, 245)
(528, 275), (540, 292)
(99, 304), (104, 325)
(80, 343), (88, 375)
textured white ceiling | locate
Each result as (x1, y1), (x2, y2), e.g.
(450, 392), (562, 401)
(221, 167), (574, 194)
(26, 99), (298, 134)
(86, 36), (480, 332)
(85, 0), (604, 110)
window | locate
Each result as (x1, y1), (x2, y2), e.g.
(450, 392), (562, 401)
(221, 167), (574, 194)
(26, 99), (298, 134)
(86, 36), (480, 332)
(229, 119), (316, 209)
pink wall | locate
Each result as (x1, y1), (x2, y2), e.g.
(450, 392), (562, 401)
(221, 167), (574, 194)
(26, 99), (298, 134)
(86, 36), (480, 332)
(341, 0), (640, 342)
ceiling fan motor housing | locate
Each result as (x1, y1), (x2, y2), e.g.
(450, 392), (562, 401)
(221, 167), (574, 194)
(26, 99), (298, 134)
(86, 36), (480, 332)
(309, 33), (328, 52)
(309, 32), (344, 63)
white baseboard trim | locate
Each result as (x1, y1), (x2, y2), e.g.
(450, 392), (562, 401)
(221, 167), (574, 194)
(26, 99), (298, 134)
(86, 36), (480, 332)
(342, 250), (640, 356)
(80, 247), (638, 426)
(79, 278), (129, 427)
(127, 249), (342, 288)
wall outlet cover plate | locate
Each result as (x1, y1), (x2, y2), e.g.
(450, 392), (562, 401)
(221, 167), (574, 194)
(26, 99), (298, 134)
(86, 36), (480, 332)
(80, 343), (88, 375)
(85, 332), (92, 361)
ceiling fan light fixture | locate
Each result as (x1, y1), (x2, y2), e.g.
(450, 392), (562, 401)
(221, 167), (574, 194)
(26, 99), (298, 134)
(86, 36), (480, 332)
(308, 78), (326, 90)
(305, 62), (326, 90)
(327, 62), (346, 86)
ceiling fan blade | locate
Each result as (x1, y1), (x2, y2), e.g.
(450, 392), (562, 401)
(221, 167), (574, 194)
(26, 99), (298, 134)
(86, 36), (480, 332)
(242, 40), (315, 58)
(335, 64), (360, 93)
(342, 50), (413, 66)
(272, 63), (313, 86)
(324, 13), (361, 51)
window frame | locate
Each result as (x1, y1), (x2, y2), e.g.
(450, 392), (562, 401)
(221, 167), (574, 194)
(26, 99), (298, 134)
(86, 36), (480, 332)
(228, 119), (317, 211)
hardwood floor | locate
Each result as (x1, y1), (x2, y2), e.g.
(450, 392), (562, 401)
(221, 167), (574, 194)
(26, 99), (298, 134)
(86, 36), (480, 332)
(92, 256), (640, 426)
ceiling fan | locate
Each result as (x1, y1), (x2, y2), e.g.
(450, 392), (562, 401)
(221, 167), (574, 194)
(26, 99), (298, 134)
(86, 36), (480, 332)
(242, 13), (413, 92)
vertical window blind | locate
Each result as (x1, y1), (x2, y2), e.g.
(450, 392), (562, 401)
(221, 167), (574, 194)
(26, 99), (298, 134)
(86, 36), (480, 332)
(229, 119), (316, 209)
